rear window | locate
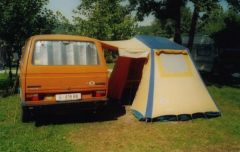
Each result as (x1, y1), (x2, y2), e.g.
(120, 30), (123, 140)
(33, 41), (99, 65)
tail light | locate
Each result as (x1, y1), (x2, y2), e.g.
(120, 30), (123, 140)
(26, 94), (39, 101)
(94, 90), (106, 97)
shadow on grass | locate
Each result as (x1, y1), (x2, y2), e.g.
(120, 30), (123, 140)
(32, 101), (126, 127)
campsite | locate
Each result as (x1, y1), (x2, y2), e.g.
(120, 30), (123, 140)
(0, 35), (239, 151)
(0, 0), (240, 152)
(0, 86), (240, 151)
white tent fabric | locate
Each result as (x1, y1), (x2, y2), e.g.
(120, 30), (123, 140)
(103, 38), (150, 58)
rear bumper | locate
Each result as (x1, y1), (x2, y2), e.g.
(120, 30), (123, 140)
(21, 98), (108, 108)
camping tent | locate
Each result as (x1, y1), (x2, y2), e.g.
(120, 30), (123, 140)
(102, 35), (220, 121)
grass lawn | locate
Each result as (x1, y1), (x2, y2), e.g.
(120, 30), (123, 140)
(0, 73), (9, 91)
(0, 86), (240, 152)
(107, 63), (115, 69)
(0, 72), (8, 80)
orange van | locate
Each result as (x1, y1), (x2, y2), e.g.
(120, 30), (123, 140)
(19, 35), (108, 122)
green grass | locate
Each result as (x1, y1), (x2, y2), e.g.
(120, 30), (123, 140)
(0, 73), (8, 80)
(0, 96), (74, 152)
(0, 86), (240, 152)
(0, 72), (18, 92)
(0, 73), (9, 91)
(107, 63), (115, 69)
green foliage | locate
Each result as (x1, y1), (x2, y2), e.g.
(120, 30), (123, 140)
(129, 0), (186, 21)
(129, 0), (187, 44)
(187, 0), (220, 50)
(0, 0), (56, 47)
(212, 9), (240, 48)
(199, 6), (226, 35)
(181, 7), (192, 34)
(136, 7), (191, 38)
(227, 0), (240, 12)
(191, 0), (219, 12)
(52, 11), (75, 34)
(137, 19), (174, 38)
(73, 0), (136, 40)
(0, 0), (57, 86)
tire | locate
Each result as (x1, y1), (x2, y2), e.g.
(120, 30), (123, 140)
(21, 106), (33, 123)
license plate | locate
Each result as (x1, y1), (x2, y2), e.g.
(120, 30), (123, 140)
(56, 93), (81, 101)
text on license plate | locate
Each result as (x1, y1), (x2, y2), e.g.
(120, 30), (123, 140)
(56, 93), (81, 101)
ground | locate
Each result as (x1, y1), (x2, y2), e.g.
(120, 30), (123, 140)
(0, 72), (8, 88)
(0, 86), (240, 152)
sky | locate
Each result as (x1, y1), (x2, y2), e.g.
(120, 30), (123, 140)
(48, 0), (79, 20)
(47, 0), (154, 25)
(47, 0), (228, 26)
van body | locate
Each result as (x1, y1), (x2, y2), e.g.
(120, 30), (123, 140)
(19, 35), (108, 121)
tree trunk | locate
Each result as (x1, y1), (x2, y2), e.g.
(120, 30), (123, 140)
(188, 5), (199, 52)
(14, 46), (21, 80)
(11, 48), (20, 94)
(6, 48), (13, 87)
(173, 5), (182, 44)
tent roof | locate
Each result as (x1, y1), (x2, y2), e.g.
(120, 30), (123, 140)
(102, 37), (150, 52)
(102, 35), (186, 51)
(101, 35), (186, 58)
(136, 35), (186, 50)
(102, 38), (150, 58)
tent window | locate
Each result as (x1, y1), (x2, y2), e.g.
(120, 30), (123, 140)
(33, 41), (99, 65)
(158, 54), (192, 76)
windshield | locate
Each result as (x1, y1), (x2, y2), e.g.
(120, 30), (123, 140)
(33, 41), (99, 65)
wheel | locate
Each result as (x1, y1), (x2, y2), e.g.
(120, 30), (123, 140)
(21, 106), (34, 122)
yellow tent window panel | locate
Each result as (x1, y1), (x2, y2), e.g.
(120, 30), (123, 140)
(157, 54), (193, 77)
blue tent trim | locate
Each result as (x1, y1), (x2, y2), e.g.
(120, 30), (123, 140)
(131, 110), (145, 121)
(131, 112), (221, 122)
(145, 50), (155, 119)
(136, 35), (186, 50)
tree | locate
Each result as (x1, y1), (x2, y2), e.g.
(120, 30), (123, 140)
(227, 0), (240, 12)
(187, 0), (219, 51)
(179, 7), (192, 35)
(129, 0), (187, 44)
(53, 11), (75, 34)
(136, 7), (191, 38)
(198, 6), (225, 35)
(73, 0), (136, 40)
(0, 0), (56, 89)
(136, 19), (174, 37)
(213, 9), (240, 49)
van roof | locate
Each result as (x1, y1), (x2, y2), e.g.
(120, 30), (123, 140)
(29, 34), (99, 42)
